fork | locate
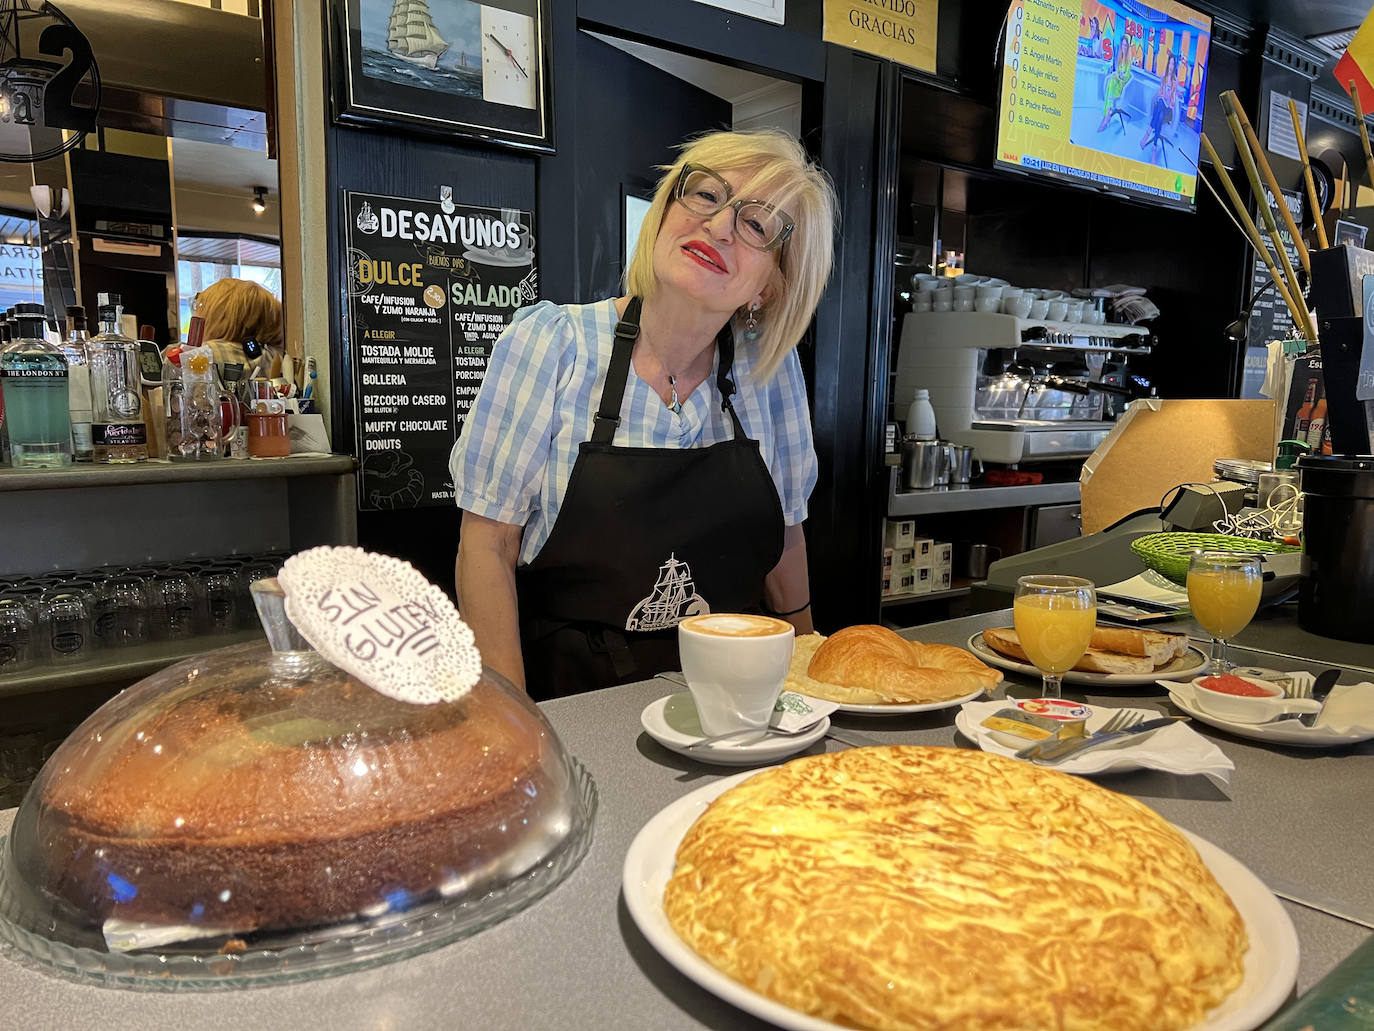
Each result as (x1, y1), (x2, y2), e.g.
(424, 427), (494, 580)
(1092, 710), (1145, 737)
(1014, 710), (1143, 762)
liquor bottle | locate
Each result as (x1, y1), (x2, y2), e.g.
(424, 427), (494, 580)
(1294, 378), (1317, 436)
(87, 294), (148, 463)
(1305, 396), (1327, 452)
(59, 305), (94, 462)
(0, 302), (71, 468)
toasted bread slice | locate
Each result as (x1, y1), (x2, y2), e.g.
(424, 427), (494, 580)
(981, 626), (1156, 675)
(1089, 626), (1188, 665)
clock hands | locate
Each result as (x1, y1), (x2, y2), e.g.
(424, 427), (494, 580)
(486, 32), (529, 79)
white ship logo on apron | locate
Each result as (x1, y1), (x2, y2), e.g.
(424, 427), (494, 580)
(625, 553), (709, 632)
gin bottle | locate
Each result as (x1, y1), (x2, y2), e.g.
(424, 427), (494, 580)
(0, 302), (71, 468)
(88, 294), (148, 463)
(59, 305), (94, 462)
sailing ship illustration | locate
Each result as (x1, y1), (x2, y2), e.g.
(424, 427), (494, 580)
(386, 0), (448, 70)
(625, 554), (709, 632)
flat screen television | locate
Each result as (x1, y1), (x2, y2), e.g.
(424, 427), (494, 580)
(995, 0), (1213, 211)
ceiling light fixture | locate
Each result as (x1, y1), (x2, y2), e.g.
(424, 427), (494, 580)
(251, 186), (268, 214)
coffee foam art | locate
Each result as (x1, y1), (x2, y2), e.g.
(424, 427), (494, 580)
(684, 614), (791, 637)
(278, 546), (482, 704)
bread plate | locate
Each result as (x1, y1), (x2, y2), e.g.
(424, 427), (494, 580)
(623, 770), (1297, 1031)
(815, 687), (987, 716)
(969, 631), (1208, 687)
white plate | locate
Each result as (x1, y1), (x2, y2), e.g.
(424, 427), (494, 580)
(811, 685), (987, 716)
(1166, 685), (1374, 748)
(969, 631), (1208, 686)
(640, 693), (829, 766)
(623, 771), (1298, 1031)
(954, 701), (1235, 780)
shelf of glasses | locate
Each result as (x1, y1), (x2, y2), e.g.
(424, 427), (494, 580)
(0, 629), (264, 699)
(0, 455), (355, 492)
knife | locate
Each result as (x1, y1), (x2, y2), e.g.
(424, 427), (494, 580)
(1016, 716), (1188, 765)
(1298, 669), (1342, 728)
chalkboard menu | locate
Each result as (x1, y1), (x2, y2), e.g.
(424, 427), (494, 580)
(344, 191), (536, 511)
(1245, 186), (1301, 347)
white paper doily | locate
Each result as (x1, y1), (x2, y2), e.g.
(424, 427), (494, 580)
(278, 546), (481, 704)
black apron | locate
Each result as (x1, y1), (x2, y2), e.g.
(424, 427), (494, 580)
(516, 297), (786, 699)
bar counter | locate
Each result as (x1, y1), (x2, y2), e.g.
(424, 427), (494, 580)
(1, 610), (1370, 1029)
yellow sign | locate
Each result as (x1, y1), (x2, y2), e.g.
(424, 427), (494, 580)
(823, 0), (938, 73)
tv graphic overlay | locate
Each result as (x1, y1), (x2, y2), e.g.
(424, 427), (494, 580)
(344, 191), (536, 512)
(997, 0), (1212, 210)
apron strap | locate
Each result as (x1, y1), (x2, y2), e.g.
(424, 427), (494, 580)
(591, 296), (747, 444)
(714, 320), (747, 439)
(592, 297), (642, 445)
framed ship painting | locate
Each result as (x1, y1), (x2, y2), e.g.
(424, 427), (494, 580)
(328, 0), (553, 153)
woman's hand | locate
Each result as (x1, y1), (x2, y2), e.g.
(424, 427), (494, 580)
(455, 511), (527, 689)
(765, 522), (813, 635)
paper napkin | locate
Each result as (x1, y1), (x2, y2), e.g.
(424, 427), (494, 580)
(956, 699), (1235, 785)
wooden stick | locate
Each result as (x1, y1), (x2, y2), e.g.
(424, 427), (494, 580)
(1219, 94), (1315, 340)
(1200, 133), (1309, 337)
(1223, 90), (1310, 277)
(1288, 98), (1329, 249)
(1343, 159), (1351, 215)
(1350, 79), (1374, 210)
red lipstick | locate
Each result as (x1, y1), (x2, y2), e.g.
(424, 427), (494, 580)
(682, 239), (728, 273)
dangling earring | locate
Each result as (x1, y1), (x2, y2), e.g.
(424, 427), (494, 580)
(744, 304), (760, 342)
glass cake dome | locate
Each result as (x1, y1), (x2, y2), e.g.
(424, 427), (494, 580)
(0, 580), (596, 989)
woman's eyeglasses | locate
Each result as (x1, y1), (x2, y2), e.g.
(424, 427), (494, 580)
(672, 164), (794, 252)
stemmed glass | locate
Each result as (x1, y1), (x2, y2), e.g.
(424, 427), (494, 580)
(1013, 575), (1097, 699)
(1187, 551), (1261, 675)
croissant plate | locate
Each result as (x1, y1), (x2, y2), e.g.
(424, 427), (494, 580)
(788, 625), (1002, 704)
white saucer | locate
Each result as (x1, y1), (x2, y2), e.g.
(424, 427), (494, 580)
(1165, 682), (1374, 748)
(640, 693), (829, 766)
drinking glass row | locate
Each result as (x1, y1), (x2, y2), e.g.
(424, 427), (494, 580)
(0, 554), (287, 673)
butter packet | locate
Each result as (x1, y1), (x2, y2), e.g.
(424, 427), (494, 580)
(980, 705), (1088, 747)
(773, 691), (840, 732)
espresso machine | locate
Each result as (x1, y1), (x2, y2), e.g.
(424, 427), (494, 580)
(893, 311), (1154, 465)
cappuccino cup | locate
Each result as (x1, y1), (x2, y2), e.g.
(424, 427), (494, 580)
(677, 613), (795, 735)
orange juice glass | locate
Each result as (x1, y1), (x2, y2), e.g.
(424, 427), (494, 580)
(1013, 575), (1097, 699)
(1187, 552), (1262, 675)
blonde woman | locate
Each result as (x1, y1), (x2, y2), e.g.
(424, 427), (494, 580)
(450, 129), (837, 697)
(195, 277), (284, 379)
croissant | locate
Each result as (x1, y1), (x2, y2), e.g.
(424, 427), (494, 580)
(806, 625), (1003, 703)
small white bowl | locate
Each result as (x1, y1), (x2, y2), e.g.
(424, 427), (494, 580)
(1002, 297), (1032, 318)
(1046, 301), (1069, 321)
(932, 298), (953, 312)
(953, 297), (975, 312)
(1028, 299), (1050, 319)
(974, 297), (1001, 312)
(976, 285), (1004, 299)
(953, 285), (977, 301)
(1190, 674), (1286, 723)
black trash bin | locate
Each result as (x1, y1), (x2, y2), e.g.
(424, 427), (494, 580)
(1297, 454), (1374, 644)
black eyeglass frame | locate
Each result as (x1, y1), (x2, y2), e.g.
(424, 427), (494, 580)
(672, 163), (795, 252)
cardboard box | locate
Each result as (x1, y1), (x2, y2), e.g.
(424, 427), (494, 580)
(883, 568), (917, 596)
(911, 564), (934, 595)
(936, 567), (952, 591)
(933, 541), (953, 566)
(913, 537), (934, 560)
(884, 519), (915, 549)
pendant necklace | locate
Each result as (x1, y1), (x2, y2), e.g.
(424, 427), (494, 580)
(666, 375), (681, 415)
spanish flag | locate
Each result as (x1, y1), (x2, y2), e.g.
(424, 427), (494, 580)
(1336, 9), (1374, 112)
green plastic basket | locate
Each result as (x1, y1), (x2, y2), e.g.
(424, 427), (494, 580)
(1129, 532), (1300, 585)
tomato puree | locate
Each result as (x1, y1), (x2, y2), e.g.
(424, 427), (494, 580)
(1198, 674), (1276, 697)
